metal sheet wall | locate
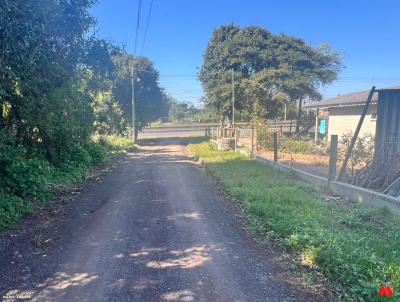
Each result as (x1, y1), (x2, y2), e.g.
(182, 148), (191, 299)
(375, 90), (400, 158)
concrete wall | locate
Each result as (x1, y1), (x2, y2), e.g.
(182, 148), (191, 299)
(327, 104), (377, 140)
(255, 155), (400, 213)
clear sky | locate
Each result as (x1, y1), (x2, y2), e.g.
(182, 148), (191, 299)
(90, 0), (400, 105)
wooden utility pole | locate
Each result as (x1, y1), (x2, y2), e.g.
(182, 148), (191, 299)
(131, 66), (136, 143)
(231, 69), (235, 128)
(295, 97), (303, 133)
(337, 86), (376, 181)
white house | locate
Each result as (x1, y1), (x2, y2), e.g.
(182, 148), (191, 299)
(304, 89), (379, 140)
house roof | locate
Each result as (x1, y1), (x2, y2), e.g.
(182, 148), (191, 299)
(303, 90), (378, 109)
(304, 86), (400, 109)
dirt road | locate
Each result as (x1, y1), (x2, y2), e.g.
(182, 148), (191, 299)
(0, 137), (325, 302)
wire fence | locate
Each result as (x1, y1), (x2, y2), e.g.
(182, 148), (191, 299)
(207, 126), (380, 184)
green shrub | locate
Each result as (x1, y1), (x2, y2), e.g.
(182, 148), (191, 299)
(6, 159), (52, 201)
(0, 194), (32, 230)
(0, 136), (132, 230)
(84, 142), (108, 165)
(0, 142), (26, 186)
(59, 144), (92, 167)
(281, 138), (313, 154)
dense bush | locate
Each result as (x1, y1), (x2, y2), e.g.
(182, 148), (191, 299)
(0, 195), (32, 230)
(0, 136), (133, 230)
(84, 142), (109, 165)
(6, 159), (52, 201)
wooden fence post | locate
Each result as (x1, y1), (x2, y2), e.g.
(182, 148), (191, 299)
(328, 135), (338, 181)
(273, 132), (278, 162)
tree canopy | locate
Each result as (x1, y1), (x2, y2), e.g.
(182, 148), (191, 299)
(0, 0), (168, 161)
(199, 24), (342, 126)
(112, 54), (168, 138)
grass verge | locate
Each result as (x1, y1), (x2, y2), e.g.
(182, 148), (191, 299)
(0, 136), (135, 231)
(188, 138), (400, 302)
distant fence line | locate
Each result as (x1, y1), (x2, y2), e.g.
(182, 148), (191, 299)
(146, 120), (298, 134)
(207, 126), (344, 183)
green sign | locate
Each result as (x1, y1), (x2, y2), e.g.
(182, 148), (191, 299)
(319, 119), (326, 134)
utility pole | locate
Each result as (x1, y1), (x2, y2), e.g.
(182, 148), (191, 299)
(314, 108), (319, 142)
(131, 0), (141, 144)
(131, 65), (136, 143)
(231, 69), (235, 127)
(284, 103), (287, 121)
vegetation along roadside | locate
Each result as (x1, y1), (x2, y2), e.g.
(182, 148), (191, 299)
(0, 135), (134, 231)
(188, 137), (400, 302)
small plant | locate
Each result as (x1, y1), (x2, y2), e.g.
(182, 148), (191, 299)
(33, 234), (45, 249)
(281, 138), (313, 154)
(312, 140), (329, 156)
(339, 132), (374, 178)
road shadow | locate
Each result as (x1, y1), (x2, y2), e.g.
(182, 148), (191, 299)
(1, 136), (328, 302)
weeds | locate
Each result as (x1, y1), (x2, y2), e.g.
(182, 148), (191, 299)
(189, 138), (400, 301)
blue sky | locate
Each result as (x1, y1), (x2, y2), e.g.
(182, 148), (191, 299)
(90, 0), (400, 105)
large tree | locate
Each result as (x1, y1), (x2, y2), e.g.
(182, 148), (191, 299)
(113, 54), (168, 139)
(271, 35), (342, 131)
(199, 24), (342, 128)
(0, 0), (99, 162)
(83, 38), (127, 135)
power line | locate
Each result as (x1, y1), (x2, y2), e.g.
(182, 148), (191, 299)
(141, 0), (154, 55)
(160, 74), (198, 78)
(133, 0), (142, 56)
(132, 66), (198, 78)
(131, 0), (142, 143)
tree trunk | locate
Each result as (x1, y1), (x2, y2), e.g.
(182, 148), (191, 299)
(134, 128), (139, 142)
(0, 103), (3, 129)
(220, 115), (225, 127)
(295, 97), (303, 133)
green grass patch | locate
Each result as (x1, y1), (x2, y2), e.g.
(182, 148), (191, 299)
(188, 140), (248, 162)
(0, 136), (135, 231)
(189, 137), (400, 301)
(98, 135), (136, 153)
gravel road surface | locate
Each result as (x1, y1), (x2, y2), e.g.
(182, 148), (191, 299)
(0, 137), (326, 302)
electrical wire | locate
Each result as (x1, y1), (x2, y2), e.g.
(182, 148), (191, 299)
(141, 0), (154, 55)
(133, 0), (142, 56)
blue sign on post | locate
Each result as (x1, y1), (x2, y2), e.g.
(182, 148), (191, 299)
(319, 119), (326, 135)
